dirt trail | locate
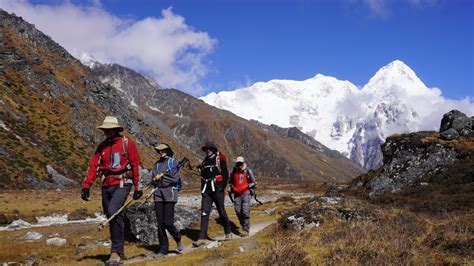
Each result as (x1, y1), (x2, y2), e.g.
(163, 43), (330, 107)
(123, 220), (275, 264)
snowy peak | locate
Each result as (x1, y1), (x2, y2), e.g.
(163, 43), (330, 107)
(201, 60), (474, 170)
(365, 60), (427, 93)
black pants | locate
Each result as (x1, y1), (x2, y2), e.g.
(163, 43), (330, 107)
(101, 184), (131, 256)
(198, 190), (231, 239)
(154, 201), (181, 253)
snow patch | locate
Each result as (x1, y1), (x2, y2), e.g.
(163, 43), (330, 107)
(46, 237), (67, 246)
(148, 105), (164, 113)
(0, 213), (106, 231)
(21, 231), (43, 240)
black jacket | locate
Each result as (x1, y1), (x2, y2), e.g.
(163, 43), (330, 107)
(200, 152), (229, 193)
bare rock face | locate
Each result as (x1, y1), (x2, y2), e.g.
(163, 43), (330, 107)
(123, 202), (199, 245)
(350, 110), (474, 198)
(368, 132), (459, 197)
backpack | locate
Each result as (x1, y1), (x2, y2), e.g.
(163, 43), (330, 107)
(162, 157), (183, 191)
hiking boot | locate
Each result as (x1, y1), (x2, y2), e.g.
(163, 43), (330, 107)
(240, 230), (249, 237)
(177, 240), (184, 252)
(225, 233), (232, 240)
(105, 252), (121, 266)
(192, 239), (207, 247)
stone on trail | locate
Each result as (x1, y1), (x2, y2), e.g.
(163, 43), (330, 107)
(46, 237), (67, 246)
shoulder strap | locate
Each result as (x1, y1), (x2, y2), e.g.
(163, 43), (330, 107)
(167, 157), (174, 172)
(122, 136), (129, 157)
(216, 152), (221, 172)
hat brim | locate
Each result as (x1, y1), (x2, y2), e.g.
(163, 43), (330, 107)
(97, 123), (124, 131)
(201, 146), (217, 152)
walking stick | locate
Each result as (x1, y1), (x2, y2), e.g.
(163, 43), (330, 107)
(254, 193), (263, 205)
(97, 157), (190, 231)
(97, 175), (160, 231)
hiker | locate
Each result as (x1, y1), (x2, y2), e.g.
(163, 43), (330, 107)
(229, 156), (256, 237)
(81, 116), (142, 265)
(192, 142), (232, 247)
(150, 143), (184, 257)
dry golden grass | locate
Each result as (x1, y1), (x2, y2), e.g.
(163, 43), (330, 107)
(0, 185), (283, 265)
(258, 183), (474, 265)
(0, 189), (102, 223)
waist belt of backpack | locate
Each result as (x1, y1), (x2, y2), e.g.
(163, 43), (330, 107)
(201, 177), (216, 193)
(102, 171), (133, 188)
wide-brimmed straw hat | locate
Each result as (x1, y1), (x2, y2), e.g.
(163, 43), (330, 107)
(154, 143), (174, 156)
(97, 116), (124, 131)
(154, 143), (171, 151)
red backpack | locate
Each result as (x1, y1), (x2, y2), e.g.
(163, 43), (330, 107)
(232, 169), (250, 194)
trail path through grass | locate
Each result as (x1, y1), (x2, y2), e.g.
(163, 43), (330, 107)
(123, 220), (275, 264)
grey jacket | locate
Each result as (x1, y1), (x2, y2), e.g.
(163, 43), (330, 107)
(152, 157), (180, 203)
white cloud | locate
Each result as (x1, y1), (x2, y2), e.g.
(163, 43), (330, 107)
(348, 0), (440, 18)
(364, 0), (390, 18)
(0, 0), (216, 95)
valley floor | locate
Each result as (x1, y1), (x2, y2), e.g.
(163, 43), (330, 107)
(0, 177), (473, 265)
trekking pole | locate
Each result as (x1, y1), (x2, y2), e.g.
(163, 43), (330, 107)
(136, 173), (164, 208)
(97, 176), (159, 231)
(254, 193), (263, 205)
(228, 191), (235, 203)
(136, 157), (190, 207)
(98, 197), (134, 231)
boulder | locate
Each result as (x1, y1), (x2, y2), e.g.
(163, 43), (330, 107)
(124, 202), (199, 245)
(440, 110), (471, 132)
(367, 132), (459, 197)
(440, 128), (461, 140)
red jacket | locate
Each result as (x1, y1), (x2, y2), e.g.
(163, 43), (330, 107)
(82, 135), (141, 191)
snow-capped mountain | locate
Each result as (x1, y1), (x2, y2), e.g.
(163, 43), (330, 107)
(201, 60), (474, 169)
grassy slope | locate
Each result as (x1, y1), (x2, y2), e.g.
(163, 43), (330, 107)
(256, 134), (474, 265)
(0, 22), (198, 188)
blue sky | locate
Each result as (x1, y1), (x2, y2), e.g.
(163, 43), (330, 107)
(9, 0), (474, 98)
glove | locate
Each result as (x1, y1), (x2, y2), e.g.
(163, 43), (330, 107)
(81, 188), (90, 201)
(249, 188), (255, 196)
(133, 190), (143, 200)
(151, 179), (161, 187)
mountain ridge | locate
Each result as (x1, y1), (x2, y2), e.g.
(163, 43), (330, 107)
(0, 9), (363, 188)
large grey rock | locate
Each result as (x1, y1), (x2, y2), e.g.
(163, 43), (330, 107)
(440, 110), (471, 132)
(367, 132), (459, 197)
(440, 128), (460, 140)
(124, 202), (199, 245)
